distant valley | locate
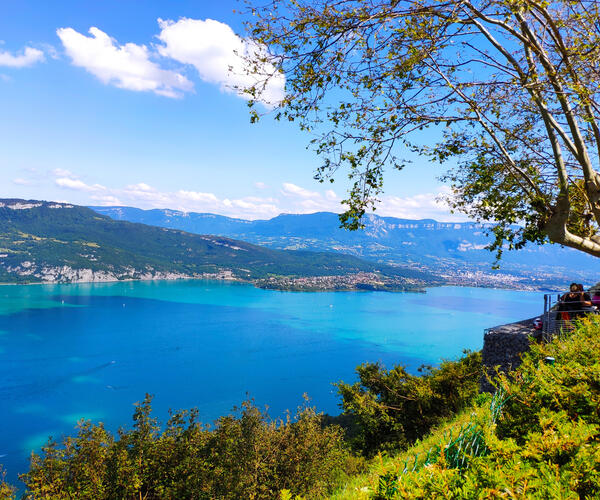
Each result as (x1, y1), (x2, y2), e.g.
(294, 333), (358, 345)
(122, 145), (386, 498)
(90, 206), (600, 290)
(0, 199), (432, 291)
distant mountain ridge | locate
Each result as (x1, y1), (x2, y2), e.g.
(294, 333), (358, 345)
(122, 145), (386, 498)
(0, 199), (432, 289)
(90, 206), (600, 286)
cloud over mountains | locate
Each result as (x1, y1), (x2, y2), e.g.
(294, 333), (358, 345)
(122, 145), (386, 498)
(46, 168), (461, 221)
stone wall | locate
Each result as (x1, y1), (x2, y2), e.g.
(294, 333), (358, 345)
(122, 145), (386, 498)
(481, 318), (539, 392)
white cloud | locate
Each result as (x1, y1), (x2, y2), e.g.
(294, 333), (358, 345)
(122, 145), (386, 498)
(254, 181), (268, 189)
(12, 178), (32, 185)
(156, 18), (285, 106)
(276, 182), (341, 214)
(177, 190), (219, 203)
(48, 167), (462, 221)
(0, 46), (44, 68)
(40, 43), (59, 60)
(90, 194), (123, 205)
(55, 177), (106, 192)
(53, 19), (283, 104)
(52, 168), (74, 177)
(281, 182), (320, 199)
(115, 183), (280, 218)
(129, 182), (154, 192)
(56, 26), (193, 98)
(244, 196), (276, 203)
(298, 199), (325, 210)
(223, 197), (278, 216)
(50, 174), (333, 218)
(122, 183), (167, 202)
(376, 188), (468, 222)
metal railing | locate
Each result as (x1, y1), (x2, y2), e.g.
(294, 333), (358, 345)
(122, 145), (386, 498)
(542, 292), (598, 340)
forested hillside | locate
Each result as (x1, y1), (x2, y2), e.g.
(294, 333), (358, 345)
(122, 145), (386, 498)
(0, 200), (433, 287)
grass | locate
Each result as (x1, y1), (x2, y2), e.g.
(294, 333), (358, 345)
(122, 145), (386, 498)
(328, 409), (485, 499)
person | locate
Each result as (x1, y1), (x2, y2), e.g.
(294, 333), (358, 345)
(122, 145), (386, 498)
(558, 283), (593, 319)
(578, 284), (593, 304)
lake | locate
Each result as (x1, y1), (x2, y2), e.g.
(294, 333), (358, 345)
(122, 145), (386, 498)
(0, 280), (542, 482)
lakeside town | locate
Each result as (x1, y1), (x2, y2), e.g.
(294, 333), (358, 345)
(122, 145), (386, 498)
(253, 270), (564, 293)
(253, 272), (428, 292)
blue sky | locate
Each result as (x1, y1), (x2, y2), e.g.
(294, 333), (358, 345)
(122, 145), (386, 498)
(0, 0), (459, 220)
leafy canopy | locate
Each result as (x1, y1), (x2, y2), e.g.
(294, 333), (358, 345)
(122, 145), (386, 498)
(243, 0), (600, 259)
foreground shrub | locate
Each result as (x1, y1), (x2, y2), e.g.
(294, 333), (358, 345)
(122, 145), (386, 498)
(336, 350), (482, 455)
(0, 468), (15, 500)
(497, 318), (600, 442)
(19, 397), (356, 499)
(371, 318), (600, 499)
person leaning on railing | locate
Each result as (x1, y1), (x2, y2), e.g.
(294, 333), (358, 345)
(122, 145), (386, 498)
(557, 283), (594, 320)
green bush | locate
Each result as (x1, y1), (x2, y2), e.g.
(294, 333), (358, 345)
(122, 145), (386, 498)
(335, 350), (482, 456)
(497, 319), (600, 443)
(0, 467), (15, 500)
(370, 318), (600, 499)
(18, 397), (356, 499)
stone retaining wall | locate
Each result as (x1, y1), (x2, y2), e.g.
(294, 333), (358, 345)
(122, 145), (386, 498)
(481, 317), (539, 393)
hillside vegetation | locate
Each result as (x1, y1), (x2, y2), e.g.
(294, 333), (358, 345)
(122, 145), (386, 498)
(332, 318), (600, 499)
(0, 200), (434, 286)
(2, 320), (599, 498)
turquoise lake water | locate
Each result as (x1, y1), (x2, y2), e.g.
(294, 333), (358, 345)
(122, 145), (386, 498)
(0, 280), (542, 481)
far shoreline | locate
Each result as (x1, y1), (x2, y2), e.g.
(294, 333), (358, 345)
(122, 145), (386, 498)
(0, 275), (427, 293)
(0, 276), (563, 293)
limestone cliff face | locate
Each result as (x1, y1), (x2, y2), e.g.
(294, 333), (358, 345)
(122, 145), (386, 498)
(3, 262), (192, 284)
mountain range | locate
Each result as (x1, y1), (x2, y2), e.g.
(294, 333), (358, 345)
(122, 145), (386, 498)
(0, 199), (431, 290)
(1, 199), (595, 290)
(90, 206), (600, 288)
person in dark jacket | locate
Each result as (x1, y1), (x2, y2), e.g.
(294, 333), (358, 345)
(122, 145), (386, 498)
(558, 283), (593, 319)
